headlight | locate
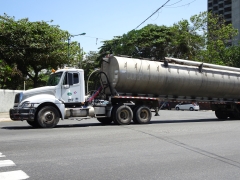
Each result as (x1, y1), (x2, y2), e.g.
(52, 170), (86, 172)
(19, 101), (38, 108)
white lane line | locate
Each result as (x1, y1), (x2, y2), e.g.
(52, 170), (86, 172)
(0, 170), (29, 180)
(0, 160), (16, 167)
(0, 152), (6, 157)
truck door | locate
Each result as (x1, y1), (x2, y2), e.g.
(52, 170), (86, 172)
(61, 71), (82, 103)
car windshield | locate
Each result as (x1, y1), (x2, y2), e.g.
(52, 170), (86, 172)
(46, 72), (63, 86)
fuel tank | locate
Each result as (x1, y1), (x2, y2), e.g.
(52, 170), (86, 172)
(101, 56), (240, 101)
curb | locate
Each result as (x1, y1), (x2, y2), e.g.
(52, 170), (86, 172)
(0, 113), (12, 122)
(0, 119), (12, 122)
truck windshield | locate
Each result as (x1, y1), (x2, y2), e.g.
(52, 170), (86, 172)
(46, 72), (63, 86)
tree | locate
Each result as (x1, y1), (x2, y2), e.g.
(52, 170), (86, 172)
(169, 19), (204, 59)
(0, 59), (22, 89)
(190, 11), (238, 65)
(99, 11), (239, 66)
(99, 23), (203, 60)
(82, 51), (100, 93)
(223, 42), (240, 67)
(0, 14), (80, 89)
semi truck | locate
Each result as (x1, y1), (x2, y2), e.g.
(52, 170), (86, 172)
(9, 55), (240, 128)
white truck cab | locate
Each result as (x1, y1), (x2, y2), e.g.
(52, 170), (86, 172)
(10, 68), (92, 128)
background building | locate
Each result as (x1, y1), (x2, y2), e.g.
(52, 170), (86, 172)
(208, 0), (240, 44)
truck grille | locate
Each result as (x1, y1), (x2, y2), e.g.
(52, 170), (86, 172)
(14, 92), (23, 107)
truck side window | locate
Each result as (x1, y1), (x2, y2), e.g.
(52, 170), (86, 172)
(63, 72), (79, 85)
(73, 73), (79, 84)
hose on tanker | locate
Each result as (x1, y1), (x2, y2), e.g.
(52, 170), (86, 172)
(87, 86), (103, 103)
(95, 71), (114, 96)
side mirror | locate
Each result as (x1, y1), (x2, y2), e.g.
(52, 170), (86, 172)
(67, 73), (73, 86)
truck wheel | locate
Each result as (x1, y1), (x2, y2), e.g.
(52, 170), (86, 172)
(215, 110), (228, 120)
(134, 106), (152, 124)
(113, 105), (133, 125)
(97, 118), (113, 125)
(37, 106), (60, 128)
(27, 120), (40, 128)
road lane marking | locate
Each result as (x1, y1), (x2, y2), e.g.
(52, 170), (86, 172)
(0, 170), (29, 180)
(0, 160), (16, 167)
(0, 152), (30, 179)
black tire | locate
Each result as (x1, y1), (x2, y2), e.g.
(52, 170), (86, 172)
(189, 107), (194, 111)
(132, 106), (140, 124)
(215, 110), (228, 120)
(26, 120), (40, 128)
(97, 117), (113, 125)
(37, 106), (60, 128)
(112, 105), (133, 125)
(134, 106), (152, 124)
(176, 107), (180, 110)
(229, 112), (240, 120)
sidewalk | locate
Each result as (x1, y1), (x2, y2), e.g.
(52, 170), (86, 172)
(0, 112), (12, 122)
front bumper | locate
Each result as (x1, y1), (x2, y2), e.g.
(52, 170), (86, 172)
(9, 108), (36, 121)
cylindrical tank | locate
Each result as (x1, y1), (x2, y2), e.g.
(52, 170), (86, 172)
(101, 56), (240, 101)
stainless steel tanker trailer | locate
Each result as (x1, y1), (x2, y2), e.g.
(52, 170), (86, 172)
(9, 55), (240, 128)
(102, 55), (240, 120)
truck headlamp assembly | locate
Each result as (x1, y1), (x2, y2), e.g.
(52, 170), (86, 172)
(20, 101), (38, 108)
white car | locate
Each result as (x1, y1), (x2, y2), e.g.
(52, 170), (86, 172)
(175, 102), (200, 111)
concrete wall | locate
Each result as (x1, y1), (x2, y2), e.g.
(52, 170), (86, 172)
(0, 89), (23, 112)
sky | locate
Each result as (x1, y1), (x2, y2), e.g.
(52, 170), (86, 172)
(1, 0), (207, 53)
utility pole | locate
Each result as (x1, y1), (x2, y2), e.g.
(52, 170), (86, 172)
(67, 33), (86, 66)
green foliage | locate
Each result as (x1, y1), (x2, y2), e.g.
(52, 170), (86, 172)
(169, 19), (204, 59)
(0, 14), (80, 89)
(70, 42), (85, 69)
(189, 11), (238, 64)
(0, 59), (22, 89)
(99, 23), (203, 60)
(82, 51), (100, 93)
(99, 11), (240, 67)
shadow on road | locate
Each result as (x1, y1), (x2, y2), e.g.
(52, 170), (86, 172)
(1, 118), (225, 130)
(1, 122), (101, 130)
(152, 118), (219, 124)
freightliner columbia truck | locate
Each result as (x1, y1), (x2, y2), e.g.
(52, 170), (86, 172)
(9, 55), (240, 128)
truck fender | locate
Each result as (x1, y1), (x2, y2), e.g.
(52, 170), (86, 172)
(22, 94), (65, 119)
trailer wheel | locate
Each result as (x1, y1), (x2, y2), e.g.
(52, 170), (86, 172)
(215, 110), (228, 120)
(37, 106), (60, 128)
(134, 106), (152, 124)
(113, 105), (133, 125)
(132, 106), (140, 124)
(97, 118), (113, 125)
(26, 120), (40, 128)
(229, 112), (240, 120)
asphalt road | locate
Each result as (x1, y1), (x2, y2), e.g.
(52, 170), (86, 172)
(1, 110), (240, 180)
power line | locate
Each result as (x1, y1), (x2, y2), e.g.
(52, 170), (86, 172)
(75, 0), (198, 48)
(83, 35), (107, 41)
(165, 0), (183, 6)
(165, 0), (197, 8)
(134, 0), (171, 30)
